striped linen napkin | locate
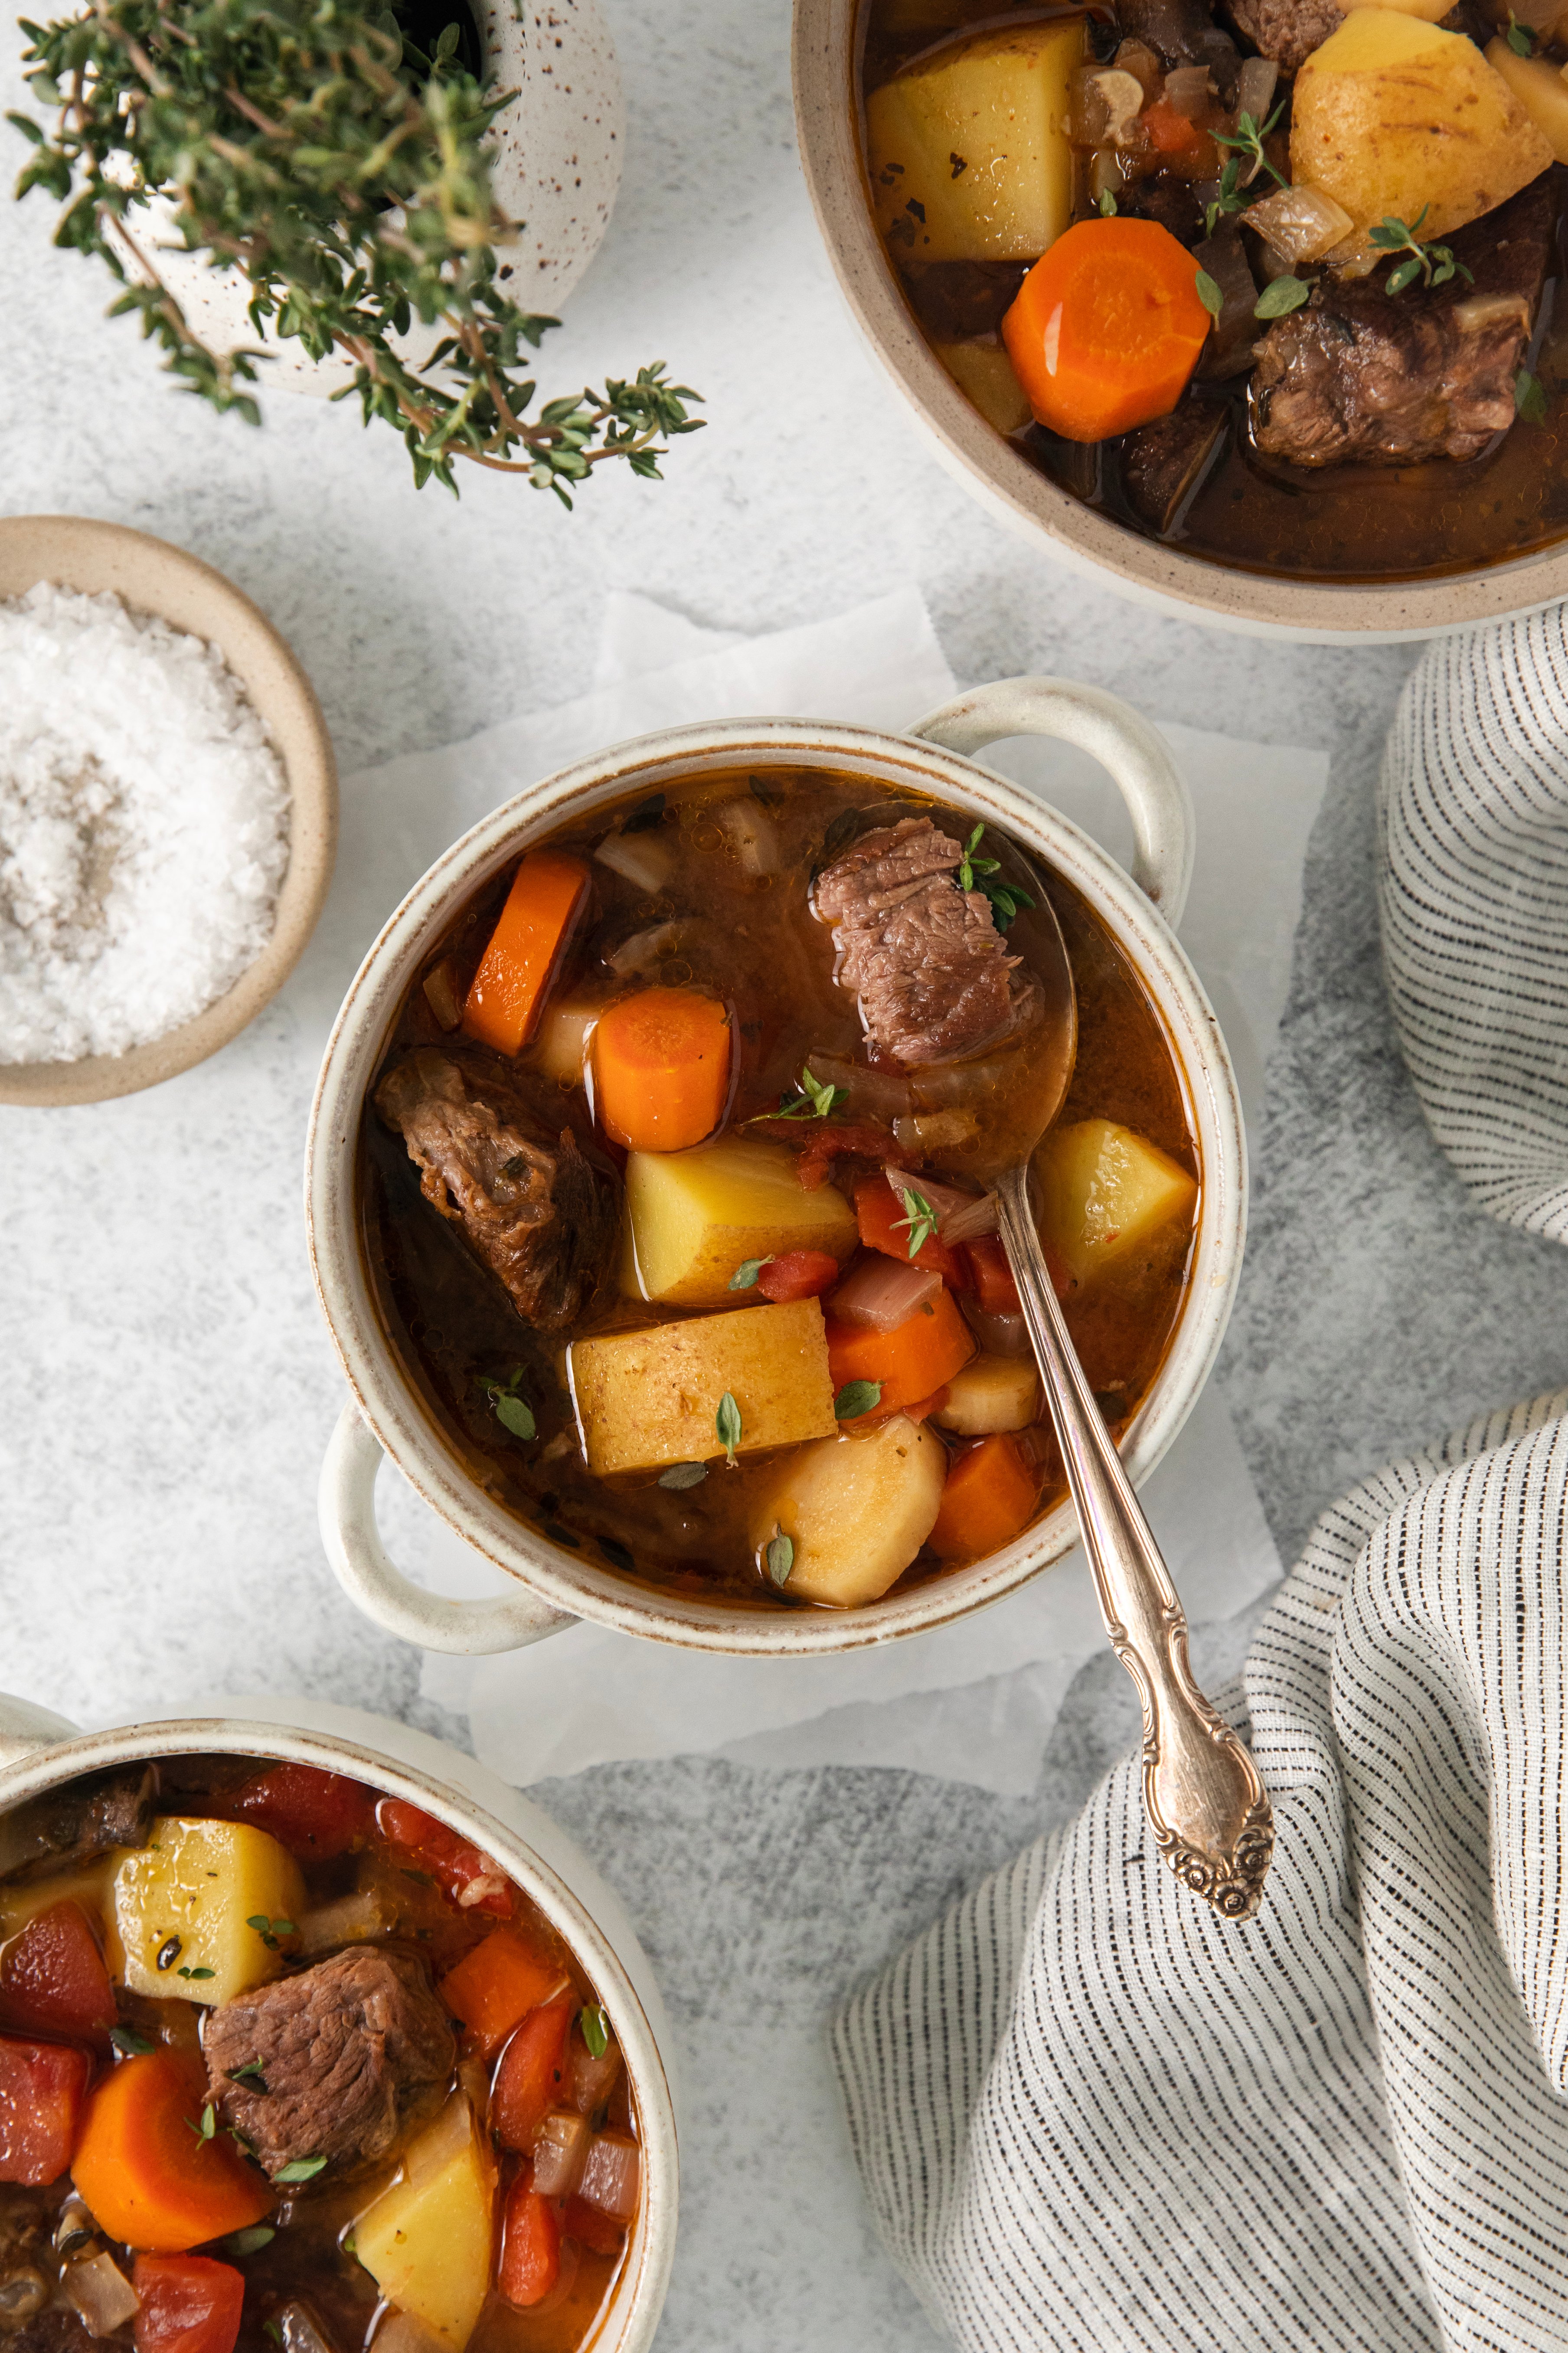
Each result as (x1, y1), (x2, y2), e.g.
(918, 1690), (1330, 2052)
(833, 616), (1568, 2352)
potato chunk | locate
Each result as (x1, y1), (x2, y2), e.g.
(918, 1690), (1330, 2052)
(1291, 11), (1551, 256)
(935, 1355), (1040, 1437)
(621, 1136), (857, 1307)
(866, 21), (1084, 265)
(1036, 1118), (1198, 1288)
(749, 1416), (947, 1607)
(112, 1819), (306, 2008)
(933, 341), (1034, 435)
(1484, 38), (1568, 162)
(570, 1297), (838, 1476)
(353, 2094), (496, 2353)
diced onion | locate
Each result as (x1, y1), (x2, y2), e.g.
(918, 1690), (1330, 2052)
(941, 1191), (1000, 1245)
(962, 1301), (1032, 1359)
(892, 1109), (977, 1153)
(65, 2254), (138, 2337)
(568, 2033), (622, 2117)
(1069, 64), (1144, 146)
(1163, 63), (1213, 118)
(807, 1052), (914, 1124)
(280, 2306), (340, 2353)
(1243, 183), (1353, 268)
(421, 959), (463, 1032)
(830, 1254), (941, 1332)
(1235, 55), (1278, 126)
(716, 799), (780, 877)
(605, 921), (678, 976)
(532, 2108), (590, 2197)
(578, 2131), (641, 2222)
(595, 830), (673, 894)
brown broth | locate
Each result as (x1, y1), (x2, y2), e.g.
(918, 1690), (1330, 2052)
(0, 1757), (637, 2353)
(358, 762), (1200, 1609)
(856, 0), (1568, 584)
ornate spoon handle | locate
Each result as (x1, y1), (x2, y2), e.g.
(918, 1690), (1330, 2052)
(995, 1164), (1274, 1921)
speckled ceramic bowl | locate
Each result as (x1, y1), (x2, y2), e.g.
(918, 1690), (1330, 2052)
(791, 0), (1568, 644)
(0, 515), (337, 1109)
(0, 1689), (679, 2353)
(307, 674), (1246, 1660)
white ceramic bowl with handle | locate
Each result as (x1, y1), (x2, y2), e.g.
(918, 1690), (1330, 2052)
(306, 674), (1245, 1657)
(0, 1689), (678, 2353)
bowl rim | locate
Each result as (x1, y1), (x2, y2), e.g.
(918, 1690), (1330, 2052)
(306, 713), (1247, 1656)
(0, 514), (338, 1107)
(0, 1696), (678, 2353)
(790, 0), (1568, 645)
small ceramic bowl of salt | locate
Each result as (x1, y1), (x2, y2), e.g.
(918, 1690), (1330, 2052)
(0, 515), (336, 1105)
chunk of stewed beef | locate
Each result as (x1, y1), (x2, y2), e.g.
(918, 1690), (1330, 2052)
(1122, 402), (1229, 533)
(1222, 0), (1342, 72)
(206, 1947), (455, 2178)
(814, 818), (1039, 1067)
(0, 1768), (154, 1881)
(376, 1049), (617, 1335)
(1253, 177), (1555, 467)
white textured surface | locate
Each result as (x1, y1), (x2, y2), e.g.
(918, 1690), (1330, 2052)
(8, 3), (1568, 2348)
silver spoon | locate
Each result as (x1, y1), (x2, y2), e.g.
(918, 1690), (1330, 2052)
(943, 883), (1274, 1924)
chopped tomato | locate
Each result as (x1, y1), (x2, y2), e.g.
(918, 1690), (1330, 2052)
(562, 2195), (625, 2257)
(438, 1929), (565, 2060)
(960, 1235), (1022, 1316)
(375, 1798), (513, 1917)
(228, 1763), (373, 1860)
(755, 1250), (841, 1304)
(750, 1118), (917, 1191)
(490, 1996), (574, 2151)
(132, 2256), (245, 2353)
(499, 2169), (561, 2309)
(854, 1174), (963, 1283)
(0, 2033), (92, 2186)
(1141, 97), (1203, 153)
(0, 1901), (115, 2049)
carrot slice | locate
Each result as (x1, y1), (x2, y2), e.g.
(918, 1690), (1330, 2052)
(462, 851), (590, 1056)
(72, 2051), (271, 2252)
(499, 2168), (561, 2309)
(927, 1433), (1042, 1563)
(825, 1286), (974, 1418)
(591, 988), (731, 1152)
(1001, 218), (1212, 443)
(438, 1928), (565, 2060)
(491, 1996), (575, 2152)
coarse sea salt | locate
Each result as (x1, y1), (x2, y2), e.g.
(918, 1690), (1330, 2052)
(0, 582), (291, 1064)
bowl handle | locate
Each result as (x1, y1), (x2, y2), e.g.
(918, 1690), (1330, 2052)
(0, 1695), (81, 1770)
(320, 1402), (574, 1655)
(909, 677), (1195, 928)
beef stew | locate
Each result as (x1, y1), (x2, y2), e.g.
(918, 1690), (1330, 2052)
(858, 0), (1568, 583)
(358, 762), (1202, 1611)
(0, 1758), (640, 2353)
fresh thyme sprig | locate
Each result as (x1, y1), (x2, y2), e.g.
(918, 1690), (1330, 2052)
(956, 824), (1034, 931)
(477, 1365), (535, 1441)
(748, 1066), (848, 1122)
(1368, 209), (1472, 295)
(892, 1185), (939, 1260)
(7, 0), (703, 499)
(1204, 103), (1287, 233)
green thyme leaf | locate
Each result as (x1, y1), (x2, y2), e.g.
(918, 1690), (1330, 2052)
(495, 1392), (537, 1440)
(222, 2226), (276, 2258)
(1516, 368), (1548, 425)
(580, 2003), (611, 2059)
(1098, 187), (1117, 216)
(199, 2102), (216, 2140)
(274, 2155), (329, 2184)
(1507, 12), (1534, 49)
(1384, 253), (1422, 294)
(229, 2061), (269, 2090)
(177, 1965), (216, 1980)
(657, 1461), (708, 1489)
(109, 2026), (154, 2056)
(1210, 103), (1288, 192)
(834, 1381), (883, 1420)
(892, 1185), (939, 1260)
(1254, 275), (1311, 319)
(765, 1529), (795, 1587)
(728, 1256), (774, 1290)
(1194, 268), (1225, 323)
(716, 1392), (742, 1465)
